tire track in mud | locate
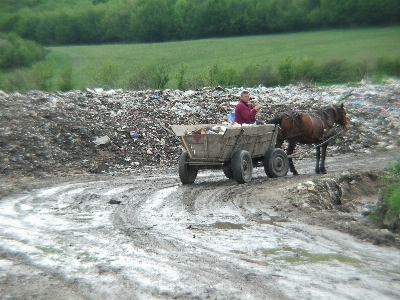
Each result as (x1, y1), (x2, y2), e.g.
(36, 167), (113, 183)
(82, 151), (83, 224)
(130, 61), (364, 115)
(1, 150), (400, 299)
(112, 172), (289, 299)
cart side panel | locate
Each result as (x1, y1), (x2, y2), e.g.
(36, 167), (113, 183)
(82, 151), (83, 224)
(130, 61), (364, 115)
(220, 124), (277, 159)
(183, 134), (226, 159)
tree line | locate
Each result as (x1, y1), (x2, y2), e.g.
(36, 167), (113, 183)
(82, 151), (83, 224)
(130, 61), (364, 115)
(0, 0), (399, 46)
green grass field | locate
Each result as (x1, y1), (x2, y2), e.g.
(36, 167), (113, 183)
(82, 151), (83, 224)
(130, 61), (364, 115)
(32, 26), (400, 89)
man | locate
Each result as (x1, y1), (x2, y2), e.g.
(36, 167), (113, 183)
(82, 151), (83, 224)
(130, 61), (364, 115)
(234, 91), (264, 125)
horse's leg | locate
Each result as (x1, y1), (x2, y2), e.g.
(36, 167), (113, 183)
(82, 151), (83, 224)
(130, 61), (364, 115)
(319, 144), (328, 174)
(315, 146), (321, 174)
(286, 142), (298, 175)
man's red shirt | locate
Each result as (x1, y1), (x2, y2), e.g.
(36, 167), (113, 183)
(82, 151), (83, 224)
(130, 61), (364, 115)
(234, 100), (257, 124)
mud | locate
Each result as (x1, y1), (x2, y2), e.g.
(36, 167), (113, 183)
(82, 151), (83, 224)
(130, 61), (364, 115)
(1, 148), (400, 299)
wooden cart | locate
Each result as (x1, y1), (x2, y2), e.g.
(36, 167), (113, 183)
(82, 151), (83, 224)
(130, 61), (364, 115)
(171, 124), (289, 184)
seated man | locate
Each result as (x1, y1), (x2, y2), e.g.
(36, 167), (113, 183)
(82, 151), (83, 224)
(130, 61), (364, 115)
(234, 90), (264, 125)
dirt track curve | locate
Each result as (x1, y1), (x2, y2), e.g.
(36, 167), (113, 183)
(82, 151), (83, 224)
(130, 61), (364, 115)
(1, 149), (400, 300)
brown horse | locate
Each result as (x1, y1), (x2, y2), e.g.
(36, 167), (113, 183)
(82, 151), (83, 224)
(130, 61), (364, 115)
(268, 103), (350, 175)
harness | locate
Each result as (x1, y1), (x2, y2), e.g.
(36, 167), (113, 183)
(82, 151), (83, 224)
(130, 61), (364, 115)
(279, 106), (343, 143)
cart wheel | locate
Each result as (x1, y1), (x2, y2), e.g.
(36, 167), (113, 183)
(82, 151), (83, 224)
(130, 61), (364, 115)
(178, 151), (198, 184)
(222, 166), (234, 179)
(264, 148), (289, 178)
(232, 150), (253, 184)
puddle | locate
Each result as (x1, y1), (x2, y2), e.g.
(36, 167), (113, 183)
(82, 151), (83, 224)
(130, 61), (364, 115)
(35, 245), (63, 255)
(240, 258), (268, 266)
(231, 250), (247, 255)
(262, 247), (362, 264)
(192, 222), (245, 230)
(256, 216), (289, 226)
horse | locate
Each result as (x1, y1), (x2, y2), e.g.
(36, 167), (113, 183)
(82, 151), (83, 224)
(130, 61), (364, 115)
(268, 103), (350, 175)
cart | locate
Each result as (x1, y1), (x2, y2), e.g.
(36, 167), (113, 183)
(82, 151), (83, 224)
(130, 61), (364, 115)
(171, 124), (289, 184)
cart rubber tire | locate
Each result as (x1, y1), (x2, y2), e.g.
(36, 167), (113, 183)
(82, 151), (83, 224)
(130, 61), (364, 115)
(264, 148), (289, 178)
(222, 166), (234, 179)
(231, 150), (253, 184)
(178, 151), (198, 184)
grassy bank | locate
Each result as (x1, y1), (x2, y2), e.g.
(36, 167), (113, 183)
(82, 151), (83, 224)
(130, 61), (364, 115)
(2, 26), (400, 91)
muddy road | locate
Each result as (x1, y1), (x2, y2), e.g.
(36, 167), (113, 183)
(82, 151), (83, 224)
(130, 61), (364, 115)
(1, 149), (400, 300)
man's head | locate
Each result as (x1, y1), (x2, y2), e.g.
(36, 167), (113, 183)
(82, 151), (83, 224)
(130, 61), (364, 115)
(240, 91), (250, 103)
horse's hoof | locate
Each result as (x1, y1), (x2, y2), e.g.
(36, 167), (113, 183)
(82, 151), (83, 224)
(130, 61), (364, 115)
(293, 171), (299, 176)
(321, 170), (327, 174)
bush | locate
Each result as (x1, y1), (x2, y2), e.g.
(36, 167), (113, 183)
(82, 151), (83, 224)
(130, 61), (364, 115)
(294, 57), (321, 84)
(185, 71), (209, 90)
(320, 59), (351, 84)
(175, 62), (188, 90)
(388, 156), (400, 177)
(126, 57), (170, 90)
(376, 56), (400, 77)
(58, 65), (74, 91)
(5, 69), (30, 92)
(91, 62), (121, 89)
(0, 70), (4, 90)
(31, 61), (55, 91)
(0, 33), (48, 70)
(373, 156), (400, 228)
(209, 64), (238, 87)
(383, 182), (400, 219)
(277, 55), (295, 85)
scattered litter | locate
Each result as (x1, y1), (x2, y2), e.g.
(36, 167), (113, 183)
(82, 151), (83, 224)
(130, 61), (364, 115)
(1, 80), (399, 176)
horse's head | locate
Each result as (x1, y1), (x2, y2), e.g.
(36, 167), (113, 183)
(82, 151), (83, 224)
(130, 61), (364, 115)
(334, 103), (350, 130)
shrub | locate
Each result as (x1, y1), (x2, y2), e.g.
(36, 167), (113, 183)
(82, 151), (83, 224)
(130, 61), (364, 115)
(31, 61), (55, 91)
(175, 62), (188, 90)
(91, 62), (121, 89)
(58, 65), (74, 91)
(185, 71), (210, 90)
(277, 55), (295, 85)
(374, 156), (400, 226)
(351, 59), (373, 82)
(0, 33), (48, 70)
(388, 155), (400, 177)
(5, 69), (30, 92)
(294, 57), (321, 84)
(205, 63), (238, 87)
(0, 70), (4, 90)
(126, 57), (170, 90)
(376, 56), (400, 77)
(383, 182), (400, 219)
(320, 59), (351, 84)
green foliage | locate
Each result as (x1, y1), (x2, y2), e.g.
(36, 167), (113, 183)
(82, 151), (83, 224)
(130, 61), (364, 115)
(238, 64), (278, 87)
(376, 56), (400, 76)
(278, 56), (295, 85)
(126, 57), (170, 90)
(0, 33), (48, 70)
(320, 59), (351, 84)
(5, 70), (30, 92)
(294, 57), (321, 84)
(388, 156), (400, 177)
(175, 62), (188, 90)
(1, 0), (400, 45)
(58, 65), (73, 91)
(3, 27), (400, 92)
(31, 61), (55, 91)
(0, 70), (5, 90)
(215, 65), (238, 87)
(378, 156), (400, 222)
(383, 183), (400, 219)
(91, 62), (120, 89)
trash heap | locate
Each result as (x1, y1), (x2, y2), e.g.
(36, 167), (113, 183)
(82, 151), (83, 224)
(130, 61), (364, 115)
(0, 79), (399, 177)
